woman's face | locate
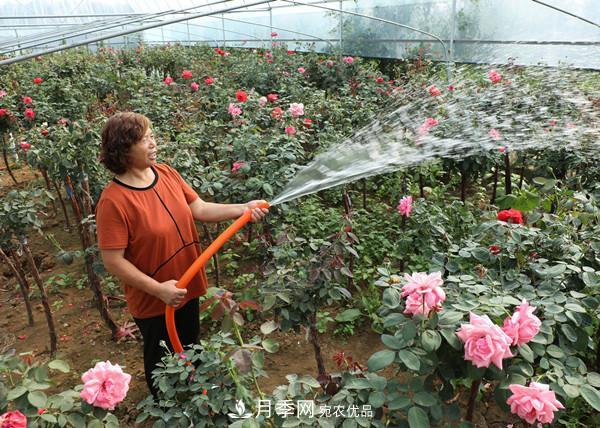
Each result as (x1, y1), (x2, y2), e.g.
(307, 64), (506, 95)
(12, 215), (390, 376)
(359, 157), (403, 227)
(127, 127), (157, 170)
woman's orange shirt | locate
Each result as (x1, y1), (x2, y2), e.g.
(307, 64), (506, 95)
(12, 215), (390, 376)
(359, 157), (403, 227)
(96, 163), (208, 319)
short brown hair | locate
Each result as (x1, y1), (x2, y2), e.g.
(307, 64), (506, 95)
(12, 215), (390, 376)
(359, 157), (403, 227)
(100, 112), (151, 174)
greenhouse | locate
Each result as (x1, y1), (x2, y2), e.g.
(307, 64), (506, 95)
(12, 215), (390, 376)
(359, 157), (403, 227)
(0, 1), (599, 427)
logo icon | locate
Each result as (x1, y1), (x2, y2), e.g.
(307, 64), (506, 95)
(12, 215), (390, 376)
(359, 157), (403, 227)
(228, 399), (252, 419)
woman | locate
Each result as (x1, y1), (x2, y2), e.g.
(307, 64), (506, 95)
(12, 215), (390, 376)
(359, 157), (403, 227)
(95, 112), (268, 398)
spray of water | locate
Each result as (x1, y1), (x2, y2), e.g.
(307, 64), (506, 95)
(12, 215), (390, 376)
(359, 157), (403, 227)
(270, 65), (599, 206)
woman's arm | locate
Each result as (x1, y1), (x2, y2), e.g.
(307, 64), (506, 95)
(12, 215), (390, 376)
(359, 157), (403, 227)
(100, 249), (187, 307)
(188, 198), (268, 223)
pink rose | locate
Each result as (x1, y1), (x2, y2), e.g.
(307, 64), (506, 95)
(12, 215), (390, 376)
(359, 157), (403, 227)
(417, 117), (439, 136)
(456, 313), (513, 369)
(271, 31), (278, 37)
(271, 107), (283, 119)
(428, 86), (441, 96)
(488, 70), (502, 84)
(401, 271), (445, 316)
(297, 67), (306, 74)
(80, 361), (131, 410)
(231, 161), (245, 173)
(163, 76), (173, 85)
(507, 382), (564, 424)
(326, 60), (334, 68)
(204, 77), (214, 85)
(343, 56), (354, 64)
(285, 126), (296, 136)
(396, 195), (413, 217)
(258, 96), (267, 107)
(181, 70), (193, 79)
(0, 90), (7, 98)
(0, 410), (27, 428)
(288, 102), (304, 118)
(489, 128), (501, 140)
(190, 82), (199, 91)
(502, 300), (541, 346)
(447, 85), (455, 91)
(228, 103), (242, 117)
(499, 146), (506, 153)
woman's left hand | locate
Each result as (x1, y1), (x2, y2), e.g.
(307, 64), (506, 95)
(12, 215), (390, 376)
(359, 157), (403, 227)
(245, 200), (269, 222)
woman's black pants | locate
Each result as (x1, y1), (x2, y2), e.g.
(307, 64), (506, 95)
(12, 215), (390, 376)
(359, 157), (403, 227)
(133, 298), (200, 399)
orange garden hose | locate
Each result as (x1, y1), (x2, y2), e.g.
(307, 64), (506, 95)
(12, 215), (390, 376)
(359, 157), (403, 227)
(166, 202), (270, 353)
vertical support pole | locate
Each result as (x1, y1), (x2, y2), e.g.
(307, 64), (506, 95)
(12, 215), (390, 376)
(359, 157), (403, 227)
(187, 21), (191, 46)
(222, 14), (226, 47)
(448, 0), (457, 81)
(339, 0), (343, 55)
(161, 26), (165, 45)
(269, 4), (273, 49)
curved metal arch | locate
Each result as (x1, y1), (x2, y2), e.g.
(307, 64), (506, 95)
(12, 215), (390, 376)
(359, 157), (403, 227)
(210, 14), (336, 51)
(530, 0), (599, 29)
(1, 16), (143, 52)
(0, 1), (234, 55)
(165, 21), (262, 46)
(278, 0), (452, 80)
(0, 0), (275, 66)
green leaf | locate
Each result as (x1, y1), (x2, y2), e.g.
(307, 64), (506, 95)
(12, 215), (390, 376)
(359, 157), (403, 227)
(369, 391), (385, 408)
(440, 329), (462, 350)
(421, 330), (442, 352)
(413, 391), (436, 407)
(7, 386), (27, 401)
(67, 413), (86, 428)
(28, 390), (47, 408)
(367, 350), (396, 372)
(261, 339), (279, 353)
(40, 414), (57, 424)
(587, 372), (600, 388)
(335, 309), (361, 323)
(382, 288), (401, 309)
(564, 303), (586, 313)
(48, 359), (70, 373)
(560, 324), (578, 342)
(260, 320), (278, 335)
(388, 396), (411, 410)
(398, 350), (420, 371)
(262, 183), (274, 196)
(538, 264), (566, 278)
(546, 345), (565, 359)
(408, 406), (430, 428)
(580, 385), (600, 411)
(382, 334), (406, 350)
(519, 344), (535, 363)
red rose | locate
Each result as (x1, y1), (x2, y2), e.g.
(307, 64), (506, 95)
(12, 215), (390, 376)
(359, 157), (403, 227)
(235, 90), (248, 103)
(24, 108), (35, 120)
(41, 129), (49, 136)
(303, 118), (313, 128)
(267, 93), (278, 103)
(376, 77), (385, 84)
(204, 77), (214, 85)
(23, 96), (33, 105)
(0, 108), (7, 117)
(33, 77), (43, 85)
(181, 70), (193, 79)
(489, 245), (501, 255)
(497, 208), (524, 225)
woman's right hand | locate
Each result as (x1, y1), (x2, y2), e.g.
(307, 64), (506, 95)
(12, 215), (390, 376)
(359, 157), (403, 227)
(156, 279), (187, 307)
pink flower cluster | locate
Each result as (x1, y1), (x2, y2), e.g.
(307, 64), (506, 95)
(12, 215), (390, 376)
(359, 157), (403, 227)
(401, 271), (445, 316)
(288, 102), (304, 118)
(80, 361), (131, 410)
(231, 161), (245, 173)
(507, 382), (564, 424)
(428, 86), (441, 96)
(502, 300), (541, 346)
(456, 300), (540, 370)
(228, 103), (242, 117)
(343, 56), (354, 64)
(418, 117), (439, 136)
(397, 195), (412, 217)
(456, 313), (513, 369)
